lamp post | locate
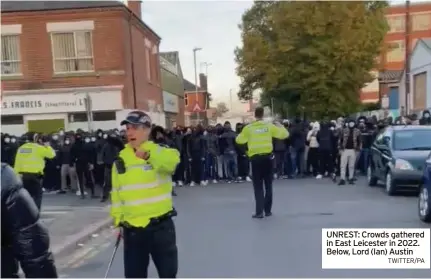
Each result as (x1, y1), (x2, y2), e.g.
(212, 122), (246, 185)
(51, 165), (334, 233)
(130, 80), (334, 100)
(200, 62), (212, 76)
(193, 47), (202, 123)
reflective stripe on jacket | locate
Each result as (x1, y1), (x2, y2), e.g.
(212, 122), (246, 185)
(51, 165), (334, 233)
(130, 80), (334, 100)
(236, 120), (289, 157)
(14, 142), (55, 174)
(110, 140), (180, 228)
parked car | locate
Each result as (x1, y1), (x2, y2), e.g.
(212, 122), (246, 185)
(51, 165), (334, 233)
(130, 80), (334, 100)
(367, 125), (431, 195)
(418, 151), (431, 223)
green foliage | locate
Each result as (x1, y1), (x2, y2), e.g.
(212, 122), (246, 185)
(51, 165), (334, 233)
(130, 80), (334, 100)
(235, 1), (389, 118)
(215, 102), (229, 117)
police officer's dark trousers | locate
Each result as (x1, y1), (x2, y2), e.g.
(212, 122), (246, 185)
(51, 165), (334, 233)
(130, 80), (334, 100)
(21, 173), (43, 210)
(123, 217), (178, 278)
(250, 154), (273, 215)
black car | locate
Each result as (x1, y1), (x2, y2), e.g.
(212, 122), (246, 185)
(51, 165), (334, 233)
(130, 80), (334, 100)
(367, 125), (431, 195)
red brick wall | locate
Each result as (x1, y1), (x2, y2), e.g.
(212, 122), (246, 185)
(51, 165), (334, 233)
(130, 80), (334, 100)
(185, 91), (207, 113)
(382, 3), (431, 71)
(1, 7), (162, 111)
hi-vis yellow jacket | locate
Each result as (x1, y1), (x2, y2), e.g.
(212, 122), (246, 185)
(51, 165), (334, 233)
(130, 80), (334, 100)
(110, 141), (180, 228)
(236, 120), (289, 157)
(14, 142), (56, 175)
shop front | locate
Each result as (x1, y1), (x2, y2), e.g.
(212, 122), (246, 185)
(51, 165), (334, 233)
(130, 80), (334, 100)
(163, 91), (180, 128)
(1, 85), (124, 135)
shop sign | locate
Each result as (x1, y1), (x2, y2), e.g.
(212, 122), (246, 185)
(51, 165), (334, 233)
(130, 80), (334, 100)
(2, 98), (86, 110)
(1, 91), (123, 115)
(163, 91), (179, 113)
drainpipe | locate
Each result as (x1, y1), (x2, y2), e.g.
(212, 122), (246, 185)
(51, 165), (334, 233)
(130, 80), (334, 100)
(129, 11), (138, 109)
(404, 0), (411, 115)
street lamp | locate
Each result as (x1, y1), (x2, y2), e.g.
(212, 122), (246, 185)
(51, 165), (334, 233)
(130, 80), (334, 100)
(200, 62), (212, 76)
(193, 47), (202, 123)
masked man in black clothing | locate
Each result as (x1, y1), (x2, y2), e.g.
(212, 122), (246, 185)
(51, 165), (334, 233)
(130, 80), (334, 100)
(71, 133), (96, 198)
(357, 118), (374, 175)
(100, 133), (123, 202)
(419, 109), (431, 125)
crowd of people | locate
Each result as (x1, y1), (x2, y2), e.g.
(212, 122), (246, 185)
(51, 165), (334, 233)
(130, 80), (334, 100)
(2, 109), (430, 198)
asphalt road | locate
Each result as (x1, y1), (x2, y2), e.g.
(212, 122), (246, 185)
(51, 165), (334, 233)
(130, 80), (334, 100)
(57, 177), (431, 278)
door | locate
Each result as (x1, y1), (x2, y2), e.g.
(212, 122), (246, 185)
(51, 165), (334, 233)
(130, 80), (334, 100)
(388, 86), (399, 110)
(27, 119), (65, 134)
(413, 72), (427, 111)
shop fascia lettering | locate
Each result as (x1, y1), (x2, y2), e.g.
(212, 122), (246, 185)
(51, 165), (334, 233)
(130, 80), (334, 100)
(2, 97), (87, 110)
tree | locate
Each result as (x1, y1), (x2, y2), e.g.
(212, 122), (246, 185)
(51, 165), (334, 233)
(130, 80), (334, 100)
(215, 102), (229, 117)
(235, 1), (389, 118)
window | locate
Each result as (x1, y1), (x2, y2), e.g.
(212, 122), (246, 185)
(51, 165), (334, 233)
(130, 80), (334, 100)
(93, 111), (116, 121)
(1, 115), (24, 125)
(387, 16), (405, 33)
(145, 47), (151, 81)
(51, 31), (94, 73)
(1, 35), (21, 75)
(393, 130), (431, 150)
(412, 13), (431, 31)
(68, 112), (87, 122)
(184, 94), (188, 106)
(386, 40), (405, 62)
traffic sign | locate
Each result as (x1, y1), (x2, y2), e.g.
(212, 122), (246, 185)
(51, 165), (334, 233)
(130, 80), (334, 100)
(192, 102), (202, 112)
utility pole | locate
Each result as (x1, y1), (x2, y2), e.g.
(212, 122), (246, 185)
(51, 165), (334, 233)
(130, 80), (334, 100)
(404, 0), (411, 115)
(229, 89), (233, 111)
(193, 47), (202, 123)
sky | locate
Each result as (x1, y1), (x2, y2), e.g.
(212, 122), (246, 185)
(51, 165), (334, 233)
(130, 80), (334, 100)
(139, 0), (253, 105)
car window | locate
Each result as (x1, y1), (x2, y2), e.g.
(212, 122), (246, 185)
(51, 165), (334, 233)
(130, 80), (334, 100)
(393, 130), (431, 151)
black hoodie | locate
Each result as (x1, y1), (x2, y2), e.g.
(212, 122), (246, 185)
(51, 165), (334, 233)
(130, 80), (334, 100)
(316, 122), (334, 151)
(419, 109), (431, 125)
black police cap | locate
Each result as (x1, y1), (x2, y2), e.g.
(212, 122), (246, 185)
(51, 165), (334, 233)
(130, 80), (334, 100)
(120, 111), (152, 127)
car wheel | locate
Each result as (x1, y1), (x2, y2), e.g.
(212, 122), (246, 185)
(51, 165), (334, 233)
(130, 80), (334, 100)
(418, 185), (431, 223)
(367, 165), (378, 187)
(385, 171), (397, 196)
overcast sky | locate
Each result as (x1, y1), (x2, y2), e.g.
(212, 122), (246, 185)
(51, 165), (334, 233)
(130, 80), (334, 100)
(140, 0), (253, 104)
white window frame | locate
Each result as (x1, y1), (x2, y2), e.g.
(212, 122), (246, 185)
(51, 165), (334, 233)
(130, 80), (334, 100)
(46, 21), (95, 74)
(386, 40), (405, 62)
(50, 31), (95, 74)
(145, 46), (151, 81)
(412, 13), (431, 31)
(387, 16), (405, 33)
(1, 24), (22, 76)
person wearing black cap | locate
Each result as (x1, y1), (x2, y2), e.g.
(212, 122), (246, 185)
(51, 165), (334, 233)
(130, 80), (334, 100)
(111, 110), (180, 278)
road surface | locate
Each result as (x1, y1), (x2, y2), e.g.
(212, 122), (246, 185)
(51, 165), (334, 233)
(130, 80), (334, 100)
(56, 178), (431, 278)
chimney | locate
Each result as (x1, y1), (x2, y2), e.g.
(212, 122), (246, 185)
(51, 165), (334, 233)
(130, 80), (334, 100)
(199, 73), (207, 91)
(127, 0), (142, 19)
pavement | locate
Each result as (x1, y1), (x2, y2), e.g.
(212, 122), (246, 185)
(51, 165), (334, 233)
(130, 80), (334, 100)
(41, 189), (112, 258)
(54, 177), (431, 278)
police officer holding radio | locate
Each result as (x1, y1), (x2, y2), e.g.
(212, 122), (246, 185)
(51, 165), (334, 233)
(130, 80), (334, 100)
(236, 107), (289, 218)
(111, 111), (180, 278)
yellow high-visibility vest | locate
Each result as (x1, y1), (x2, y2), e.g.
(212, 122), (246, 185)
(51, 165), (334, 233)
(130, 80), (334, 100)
(110, 141), (180, 228)
(14, 142), (55, 174)
(236, 120), (289, 157)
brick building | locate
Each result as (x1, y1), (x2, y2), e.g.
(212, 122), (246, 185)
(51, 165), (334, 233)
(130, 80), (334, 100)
(361, 1), (431, 104)
(160, 51), (185, 127)
(184, 73), (210, 125)
(1, 0), (164, 135)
